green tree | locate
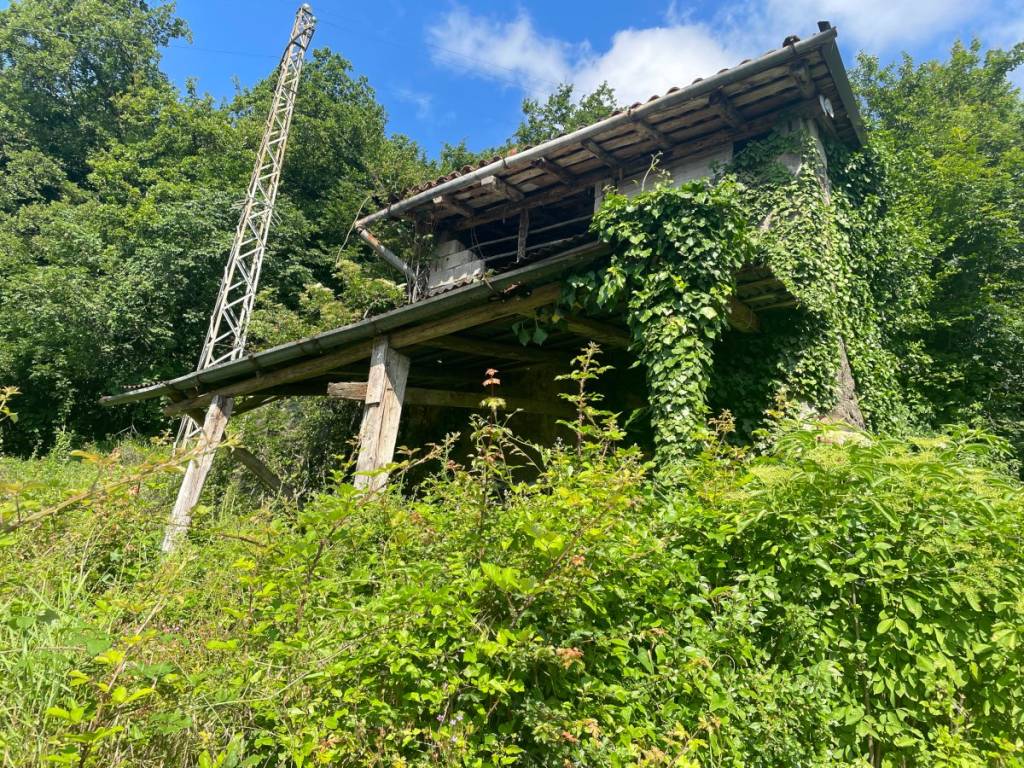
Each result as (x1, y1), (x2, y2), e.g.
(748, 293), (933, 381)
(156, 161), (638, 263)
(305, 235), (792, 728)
(0, 0), (188, 182)
(514, 82), (617, 146)
(854, 41), (1024, 455)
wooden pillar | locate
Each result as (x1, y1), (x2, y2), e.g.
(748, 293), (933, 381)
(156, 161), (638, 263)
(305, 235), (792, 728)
(161, 395), (233, 553)
(354, 336), (410, 491)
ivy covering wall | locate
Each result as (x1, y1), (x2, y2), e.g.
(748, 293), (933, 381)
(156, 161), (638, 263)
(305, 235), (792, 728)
(574, 125), (933, 460)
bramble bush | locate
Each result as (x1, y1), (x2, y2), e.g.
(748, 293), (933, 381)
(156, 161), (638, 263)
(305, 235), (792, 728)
(1, 356), (1023, 766)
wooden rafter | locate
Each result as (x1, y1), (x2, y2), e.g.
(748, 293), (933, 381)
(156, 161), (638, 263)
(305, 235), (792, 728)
(631, 118), (672, 151)
(453, 109), (802, 231)
(708, 90), (745, 130)
(790, 62), (816, 100)
(433, 194), (474, 219)
(531, 157), (576, 186)
(581, 138), (619, 169)
(480, 174), (524, 201)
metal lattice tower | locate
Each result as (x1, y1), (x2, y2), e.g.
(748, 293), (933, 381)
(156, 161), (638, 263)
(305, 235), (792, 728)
(162, 5), (315, 553)
(176, 4), (316, 448)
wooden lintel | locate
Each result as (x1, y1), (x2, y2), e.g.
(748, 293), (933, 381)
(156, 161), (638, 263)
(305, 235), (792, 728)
(480, 174), (524, 201)
(726, 296), (760, 333)
(433, 194), (475, 219)
(329, 381), (573, 418)
(790, 62), (816, 100)
(581, 138), (619, 169)
(531, 157), (576, 186)
(631, 118), (672, 150)
(709, 90), (745, 130)
(422, 333), (562, 364)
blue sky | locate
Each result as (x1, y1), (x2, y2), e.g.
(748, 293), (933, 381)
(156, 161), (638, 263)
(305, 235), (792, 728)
(154, 0), (1022, 157)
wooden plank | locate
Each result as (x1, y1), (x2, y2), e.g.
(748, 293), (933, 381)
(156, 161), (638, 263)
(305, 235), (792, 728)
(480, 174), (525, 201)
(164, 285), (566, 417)
(161, 395), (233, 553)
(163, 340), (375, 416)
(354, 336), (410, 491)
(726, 296), (760, 333)
(329, 381), (574, 417)
(518, 312), (632, 348)
(581, 138), (620, 169)
(562, 316), (632, 348)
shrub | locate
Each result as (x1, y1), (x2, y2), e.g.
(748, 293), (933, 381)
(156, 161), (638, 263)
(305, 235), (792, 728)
(1, 375), (1022, 766)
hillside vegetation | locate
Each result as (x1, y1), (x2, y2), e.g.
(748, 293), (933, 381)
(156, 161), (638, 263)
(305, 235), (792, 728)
(2, 1), (1024, 766)
(2, 382), (1023, 766)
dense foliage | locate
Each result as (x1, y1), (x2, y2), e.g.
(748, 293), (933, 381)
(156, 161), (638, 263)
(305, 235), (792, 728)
(854, 41), (1024, 456)
(2, 372), (1023, 766)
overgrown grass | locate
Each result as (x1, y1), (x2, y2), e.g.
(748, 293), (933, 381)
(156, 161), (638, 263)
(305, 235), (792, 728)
(1, 406), (1023, 766)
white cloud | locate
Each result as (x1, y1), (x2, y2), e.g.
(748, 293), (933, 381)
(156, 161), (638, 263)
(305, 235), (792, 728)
(426, 1), (1012, 105)
(573, 25), (740, 103)
(425, 7), (573, 97)
(393, 87), (434, 120)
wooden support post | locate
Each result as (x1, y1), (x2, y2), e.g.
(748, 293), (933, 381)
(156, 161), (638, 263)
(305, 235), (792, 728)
(354, 337), (410, 491)
(790, 63), (816, 100)
(161, 395), (233, 553)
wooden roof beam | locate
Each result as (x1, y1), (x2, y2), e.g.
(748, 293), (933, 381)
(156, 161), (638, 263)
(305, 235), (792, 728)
(631, 117), (673, 151)
(433, 194), (475, 219)
(480, 174), (525, 202)
(708, 90), (745, 130)
(581, 138), (619, 169)
(790, 62), (816, 100)
(531, 157), (576, 186)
